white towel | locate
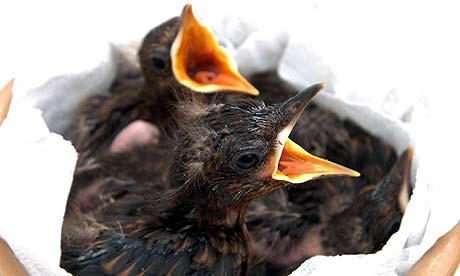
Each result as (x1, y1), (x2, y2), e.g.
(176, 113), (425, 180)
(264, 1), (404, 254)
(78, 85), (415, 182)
(0, 87), (76, 276)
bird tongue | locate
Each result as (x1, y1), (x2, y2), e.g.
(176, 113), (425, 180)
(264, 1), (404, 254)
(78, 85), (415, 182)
(170, 4), (259, 96)
(0, 79), (14, 126)
(272, 137), (360, 183)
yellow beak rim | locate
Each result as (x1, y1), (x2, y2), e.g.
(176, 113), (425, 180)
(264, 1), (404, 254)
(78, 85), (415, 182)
(170, 4), (259, 96)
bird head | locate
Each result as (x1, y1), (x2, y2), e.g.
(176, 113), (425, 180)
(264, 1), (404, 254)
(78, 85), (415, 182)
(138, 4), (258, 96)
(170, 84), (359, 225)
(324, 147), (413, 254)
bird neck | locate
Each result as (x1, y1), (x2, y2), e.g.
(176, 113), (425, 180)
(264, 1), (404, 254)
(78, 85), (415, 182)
(139, 81), (165, 104)
(200, 204), (248, 229)
(162, 186), (252, 276)
(141, 76), (182, 101)
(172, 184), (249, 230)
(136, 81), (179, 126)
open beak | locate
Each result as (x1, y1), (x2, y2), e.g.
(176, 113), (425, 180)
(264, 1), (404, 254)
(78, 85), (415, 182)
(270, 84), (360, 183)
(170, 4), (259, 96)
(0, 79), (14, 126)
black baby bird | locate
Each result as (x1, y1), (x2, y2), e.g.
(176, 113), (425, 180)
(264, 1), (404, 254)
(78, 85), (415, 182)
(61, 84), (359, 276)
(70, 4), (258, 159)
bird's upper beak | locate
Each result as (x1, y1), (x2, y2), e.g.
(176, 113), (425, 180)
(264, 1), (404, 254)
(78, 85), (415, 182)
(0, 79), (14, 126)
(270, 84), (360, 183)
(170, 4), (259, 96)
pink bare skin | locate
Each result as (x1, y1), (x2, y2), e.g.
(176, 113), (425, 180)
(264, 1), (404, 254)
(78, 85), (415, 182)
(110, 120), (160, 153)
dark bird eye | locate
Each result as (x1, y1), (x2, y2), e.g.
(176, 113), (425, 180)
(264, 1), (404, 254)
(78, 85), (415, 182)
(151, 57), (165, 70)
(236, 153), (260, 170)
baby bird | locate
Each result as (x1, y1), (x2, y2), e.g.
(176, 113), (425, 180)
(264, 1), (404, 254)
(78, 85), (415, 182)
(69, 4), (258, 159)
(248, 147), (413, 275)
(61, 84), (359, 276)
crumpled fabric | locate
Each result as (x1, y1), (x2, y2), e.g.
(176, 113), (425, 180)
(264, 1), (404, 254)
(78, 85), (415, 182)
(0, 90), (76, 276)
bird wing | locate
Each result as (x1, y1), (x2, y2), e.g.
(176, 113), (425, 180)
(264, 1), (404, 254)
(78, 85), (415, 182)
(62, 224), (246, 276)
(69, 93), (141, 156)
(246, 201), (321, 263)
(322, 147), (413, 255)
(68, 140), (171, 214)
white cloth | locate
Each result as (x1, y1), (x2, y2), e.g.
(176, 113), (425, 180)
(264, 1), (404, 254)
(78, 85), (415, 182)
(0, 1), (458, 275)
(0, 90), (76, 276)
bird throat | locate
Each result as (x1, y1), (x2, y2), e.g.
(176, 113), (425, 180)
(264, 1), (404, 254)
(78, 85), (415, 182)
(204, 207), (245, 229)
(186, 200), (247, 231)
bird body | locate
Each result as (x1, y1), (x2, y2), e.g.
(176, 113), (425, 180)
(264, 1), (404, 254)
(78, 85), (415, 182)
(65, 70), (404, 276)
(62, 84), (359, 276)
(63, 189), (249, 276)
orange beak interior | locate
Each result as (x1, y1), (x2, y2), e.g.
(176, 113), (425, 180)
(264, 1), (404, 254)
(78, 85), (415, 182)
(271, 127), (360, 184)
(171, 4), (259, 96)
(0, 79), (14, 126)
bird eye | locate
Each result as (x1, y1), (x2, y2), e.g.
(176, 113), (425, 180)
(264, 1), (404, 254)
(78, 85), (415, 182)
(151, 57), (166, 70)
(228, 143), (267, 173)
(236, 153), (260, 170)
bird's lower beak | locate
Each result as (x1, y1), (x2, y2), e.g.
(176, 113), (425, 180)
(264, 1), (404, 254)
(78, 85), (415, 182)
(170, 4), (259, 96)
(272, 133), (360, 183)
(0, 79), (14, 126)
(270, 84), (360, 183)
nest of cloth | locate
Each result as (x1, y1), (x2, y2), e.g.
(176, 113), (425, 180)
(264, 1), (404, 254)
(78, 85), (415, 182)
(0, 2), (458, 276)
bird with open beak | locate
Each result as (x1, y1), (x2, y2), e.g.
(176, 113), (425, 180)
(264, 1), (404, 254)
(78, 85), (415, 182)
(69, 4), (258, 159)
(61, 84), (359, 276)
